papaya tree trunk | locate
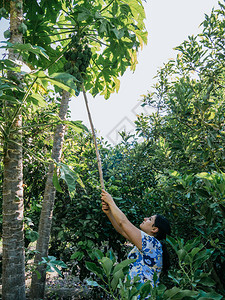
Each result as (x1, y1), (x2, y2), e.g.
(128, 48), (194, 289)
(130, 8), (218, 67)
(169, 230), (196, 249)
(2, 1), (26, 299)
(30, 90), (70, 300)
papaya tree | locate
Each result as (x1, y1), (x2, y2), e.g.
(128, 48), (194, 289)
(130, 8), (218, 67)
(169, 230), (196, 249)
(16, 0), (148, 298)
(29, 90), (72, 299)
(1, 1), (26, 299)
(0, 1), (82, 299)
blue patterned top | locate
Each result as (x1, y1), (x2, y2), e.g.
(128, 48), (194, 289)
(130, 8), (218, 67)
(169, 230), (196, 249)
(128, 231), (162, 287)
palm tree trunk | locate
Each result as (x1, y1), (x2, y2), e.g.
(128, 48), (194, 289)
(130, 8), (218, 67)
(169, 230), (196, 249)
(2, 1), (26, 299)
(30, 90), (70, 300)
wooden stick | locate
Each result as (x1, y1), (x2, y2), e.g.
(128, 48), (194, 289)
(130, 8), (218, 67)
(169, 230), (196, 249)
(82, 84), (105, 190)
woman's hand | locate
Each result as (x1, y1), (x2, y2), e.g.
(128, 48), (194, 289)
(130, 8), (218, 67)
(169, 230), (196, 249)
(102, 201), (110, 214)
(101, 190), (115, 206)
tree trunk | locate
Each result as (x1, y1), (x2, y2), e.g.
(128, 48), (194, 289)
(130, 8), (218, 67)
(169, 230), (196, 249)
(30, 90), (70, 300)
(2, 1), (26, 299)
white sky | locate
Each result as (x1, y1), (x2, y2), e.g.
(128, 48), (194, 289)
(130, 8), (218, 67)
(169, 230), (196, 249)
(0, 0), (220, 144)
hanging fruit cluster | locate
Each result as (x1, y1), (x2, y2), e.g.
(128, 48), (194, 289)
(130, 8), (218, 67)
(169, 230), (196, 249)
(63, 34), (92, 94)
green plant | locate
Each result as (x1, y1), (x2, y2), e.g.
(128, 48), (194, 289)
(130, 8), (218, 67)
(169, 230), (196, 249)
(165, 236), (223, 299)
(39, 256), (67, 278)
(85, 249), (166, 300)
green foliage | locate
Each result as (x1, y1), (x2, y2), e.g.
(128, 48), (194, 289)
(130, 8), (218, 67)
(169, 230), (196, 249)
(0, 41), (49, 60)
(1, 1), (225, 298)
(23, 0), (147, 98)
(48, 3), (225, 296)
(164, 236), (223, 299)
(39, 256), (67, 277)
(85, 248), (166, 300)
(0, 6), (8, 19)
(19, 4), (225, 297)
(63, 34), (92, 95)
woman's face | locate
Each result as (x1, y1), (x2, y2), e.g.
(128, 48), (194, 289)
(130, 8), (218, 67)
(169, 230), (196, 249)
(140, 215), (158, 236)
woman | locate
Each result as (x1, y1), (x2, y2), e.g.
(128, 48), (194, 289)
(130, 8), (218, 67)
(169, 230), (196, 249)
(101, 189), (171, 288)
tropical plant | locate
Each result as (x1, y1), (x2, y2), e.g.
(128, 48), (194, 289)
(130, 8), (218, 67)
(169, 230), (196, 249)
(164, 236), (223, 299)
(0, 2), (83, 299)
(1, 1), (26, 298)
(85, 248), (166, 300)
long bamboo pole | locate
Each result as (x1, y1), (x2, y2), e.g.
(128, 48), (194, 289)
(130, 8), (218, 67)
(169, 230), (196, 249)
(82, 84), (105, 190)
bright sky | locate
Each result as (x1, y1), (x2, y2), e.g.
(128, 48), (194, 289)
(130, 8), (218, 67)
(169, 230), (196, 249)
(0, 0), (220, 144)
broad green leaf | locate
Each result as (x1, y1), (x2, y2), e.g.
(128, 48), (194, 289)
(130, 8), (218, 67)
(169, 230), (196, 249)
(113, 259), (136, 274)
(99, 257), (113, 276)
(25, 230), (39, 242)
(114, 77), (120, 93)
(93, 249), (104, 260)
(58, 162), (85, 192)
(40, 256), (67, 277)
(53, 170), (63, 193)
(196, 172), (213, 181)
(166, 236), (179, 252)
(49, 72), (78, 94)
(0, 59), (21, 72)
(198, 290), (223, 300)
(111, 28), (125, 39)
(190, 247), (202, 258)
(53, 260), (67, 268)
(111, 268), (124, 290)
(193, 249), (213, 269)
(59, 163), (77, 195)
(0, 42), (49, 60)
(120, 4), (131, 16)
(177, 249), (186, 261)
(27, 93), (47, 109)
(30, 71), (77, 95)
(64, 120), (88, 133)
(198, 276), (215, 287)
(164, 287), (198, 299)
(85, 261), (104, 279)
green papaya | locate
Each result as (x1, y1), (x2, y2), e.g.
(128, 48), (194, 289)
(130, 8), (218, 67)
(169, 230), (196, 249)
(4, 29), (11, 39)
(18, 22), (27, 34)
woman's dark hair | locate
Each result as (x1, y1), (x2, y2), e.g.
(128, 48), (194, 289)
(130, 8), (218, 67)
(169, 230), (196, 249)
(154, 214), (171, 272)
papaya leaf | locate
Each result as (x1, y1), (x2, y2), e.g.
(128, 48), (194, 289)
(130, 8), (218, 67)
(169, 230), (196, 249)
(0, 95), (20, 104)
(30, 71), (77, 95)
(0, 42), (49, 60)
(53, 169), (63, 193)
(27, 93), (47, 110)
(59, 163), (77, 195)
(64, 120), (88, 133)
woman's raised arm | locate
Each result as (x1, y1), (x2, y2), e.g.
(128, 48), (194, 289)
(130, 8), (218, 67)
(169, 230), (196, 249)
(101, 190), (142, 250)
